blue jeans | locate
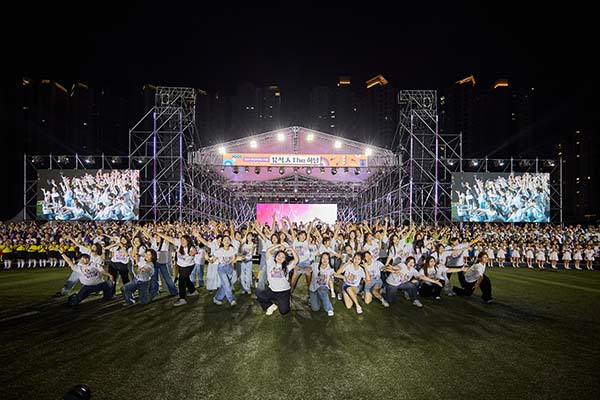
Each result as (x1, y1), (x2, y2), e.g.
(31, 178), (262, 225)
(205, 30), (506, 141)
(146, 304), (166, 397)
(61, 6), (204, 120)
(190, 263), (205, 287)
(69, 281), (114, 305)
(385, 281), (418, 303)
(215, 263), (236, 303)
(150, 262), (178, 297)
(240, 260), (253, 293)
(309, 287), (333, 312)
(60, 270), (80, 295)
(122, 279), (151, 305)
(257, 253), (267, 292)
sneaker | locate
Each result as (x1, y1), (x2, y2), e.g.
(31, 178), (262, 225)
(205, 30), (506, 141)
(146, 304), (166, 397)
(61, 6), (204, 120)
(188, 290), (199, 297)
(356, 306), (363, 314)
(230, 300), (237, 307)
(381, 299), (390, 308)
(435, 296), (441, 300)
(265, 303), (278, 316)
(173, 299), (187, 307)
(337, 292), (342, 301)
(122, 301), (135, 307)
(484, 299), (494, 304)
(52, 291), (64, 298)
(446, 291), (456, 297)
(213, 297), (223, 306)
(327, 310), (335, 317)
(403, 291), (410, 300)
(412, 299), (423, 308)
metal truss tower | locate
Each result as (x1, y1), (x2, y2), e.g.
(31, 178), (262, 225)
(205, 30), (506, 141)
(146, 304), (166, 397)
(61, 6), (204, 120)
(129, 87), (199, 221)
(394, 90), (462, 225)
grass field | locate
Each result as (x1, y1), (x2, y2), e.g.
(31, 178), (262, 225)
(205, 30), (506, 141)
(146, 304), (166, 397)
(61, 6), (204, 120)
(0, 267), (599, 400)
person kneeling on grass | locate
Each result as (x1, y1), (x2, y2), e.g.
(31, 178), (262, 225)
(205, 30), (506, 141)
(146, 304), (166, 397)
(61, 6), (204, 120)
(308, 252), (336, 317)
(334, 252), (369, 314)
(58, 249), (114, 306)
(122, 248), (157, 306)
(383, 256), (442, 308)
(257, 243), (298, 316)
(420, 255), (468, 300)
(452, 252), (494, 304)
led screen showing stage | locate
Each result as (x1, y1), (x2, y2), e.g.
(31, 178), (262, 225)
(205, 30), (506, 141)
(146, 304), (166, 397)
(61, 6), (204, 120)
(37, 169), (139, 221)
(451, 172), (550, 222)
(256, 204), (338, 225)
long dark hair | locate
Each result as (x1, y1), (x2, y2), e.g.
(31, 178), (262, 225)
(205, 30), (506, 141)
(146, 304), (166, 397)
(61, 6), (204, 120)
(146, 248), (157, 263)
(274, 250), (289, 275)
(179, 234), (193, 255)
(424, 255), (437, 273)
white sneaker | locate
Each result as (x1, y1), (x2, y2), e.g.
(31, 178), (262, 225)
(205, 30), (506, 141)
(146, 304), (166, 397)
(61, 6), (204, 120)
(173, 299), (187, 307)
(412, 299), (423, 308)
(435, 296), (441, 300)
(381, 299), (390, 308)
(356, 306), (363, 314)
(265, 303), (278, 316)
(337, 293), (342, 301)
(188, 290), (199, 297)
(213, 297), (223, 306)
(327, 310), (334, 317)
(446, 291), (456, 297)
(403, 292), (410, 300)
(230, 300), (237, 307)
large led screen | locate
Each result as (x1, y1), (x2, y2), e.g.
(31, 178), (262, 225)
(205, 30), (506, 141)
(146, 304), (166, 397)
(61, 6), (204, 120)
(37, 169), (139, 221)
(451, 172), (550, 222)
(256, 204), (338, 225)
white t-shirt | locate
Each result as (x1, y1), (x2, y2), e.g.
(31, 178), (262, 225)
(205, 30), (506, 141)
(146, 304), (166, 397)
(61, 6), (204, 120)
(364, 259), (384, 282)
(135, 260), (155, 282)
(213, 246), (238, 266)
(363, 241), (380, 257)
(111, 246), (130, 264)
(464, 263), (486, 283)
(309, 264), (335, 291)
(240, 243), (254, 261)
(79, 246), (103, 267)
(75, 263), (106, 286)
(342, 264), (366, 287)
(386, 263), (423, 286)
(443, 244), (468, 267)
(194, 247), (206, 264)
(423, 264), (448, 281)
(173, 239), (195, 267)
(266, 258), (293, 292)
(293, 239), (311, 262)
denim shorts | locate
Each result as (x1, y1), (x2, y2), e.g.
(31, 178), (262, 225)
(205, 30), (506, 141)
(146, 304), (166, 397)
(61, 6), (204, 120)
(295, 260), (312, 274)
(342, 282), (359, 294)
(365, 279), (383, 293)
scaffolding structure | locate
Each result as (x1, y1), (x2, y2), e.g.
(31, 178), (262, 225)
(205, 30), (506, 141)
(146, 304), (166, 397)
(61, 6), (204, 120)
(394, 90), (462, 225)
(21, 87), (563, 226)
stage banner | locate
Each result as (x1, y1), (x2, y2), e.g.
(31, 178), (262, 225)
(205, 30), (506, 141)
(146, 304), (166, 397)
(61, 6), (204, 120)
(223, 153), (368, 168)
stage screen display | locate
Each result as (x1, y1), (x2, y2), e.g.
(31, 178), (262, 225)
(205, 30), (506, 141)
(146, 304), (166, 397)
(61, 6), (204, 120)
(451, 172), (550, 222)
(256, 204), (338, 225)
(37, 169), (139, 221)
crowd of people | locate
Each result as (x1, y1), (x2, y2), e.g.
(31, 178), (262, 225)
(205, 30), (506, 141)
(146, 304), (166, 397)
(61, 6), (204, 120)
(453, 172), (550, 223)
(0, 218), (597, 315)
(38, 169), (139, 221)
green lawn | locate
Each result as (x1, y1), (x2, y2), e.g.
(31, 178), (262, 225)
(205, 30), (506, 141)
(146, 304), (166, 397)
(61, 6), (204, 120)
(0, 267), (599, 400)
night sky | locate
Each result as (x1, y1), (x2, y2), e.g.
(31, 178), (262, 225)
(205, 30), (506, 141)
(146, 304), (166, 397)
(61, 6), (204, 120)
(3, 1), (597, 219)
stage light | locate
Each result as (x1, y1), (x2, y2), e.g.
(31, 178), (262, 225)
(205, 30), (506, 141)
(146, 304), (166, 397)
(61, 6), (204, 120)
(250, 140), (257, 149)
(494, 159), (506, 167)
(367, 168), (371, 173)
(307, 133), (314, 142)
(255, 166), (260, 174)
(244, 166), (249, 173)
(233, 166), (239, 174)
(447, 159), (456, 166)
(267, 166), (272, 172)
(57, 156), (70, 164)
(519, 159), (531, 168)
(84, 156), (95, 165)
(279, 167), (285, 175)
(306, 167), (312, 175)
(218, 146), (226, 154)
(134, 157), (144, 165)
(31, 156), (43, 164)
(544, 159), (556, 167)
(110, 156), (121, 164)
(365, 148), (373, 156)
(334, 140), (342, 149)
(220, 166), (225, 172)
(320, 167), (325, 173)
(354, 167), (360, 175)
(331, 167), (337, 175)
(470, 160), (479, 167)
(277, 133), (285, 142)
